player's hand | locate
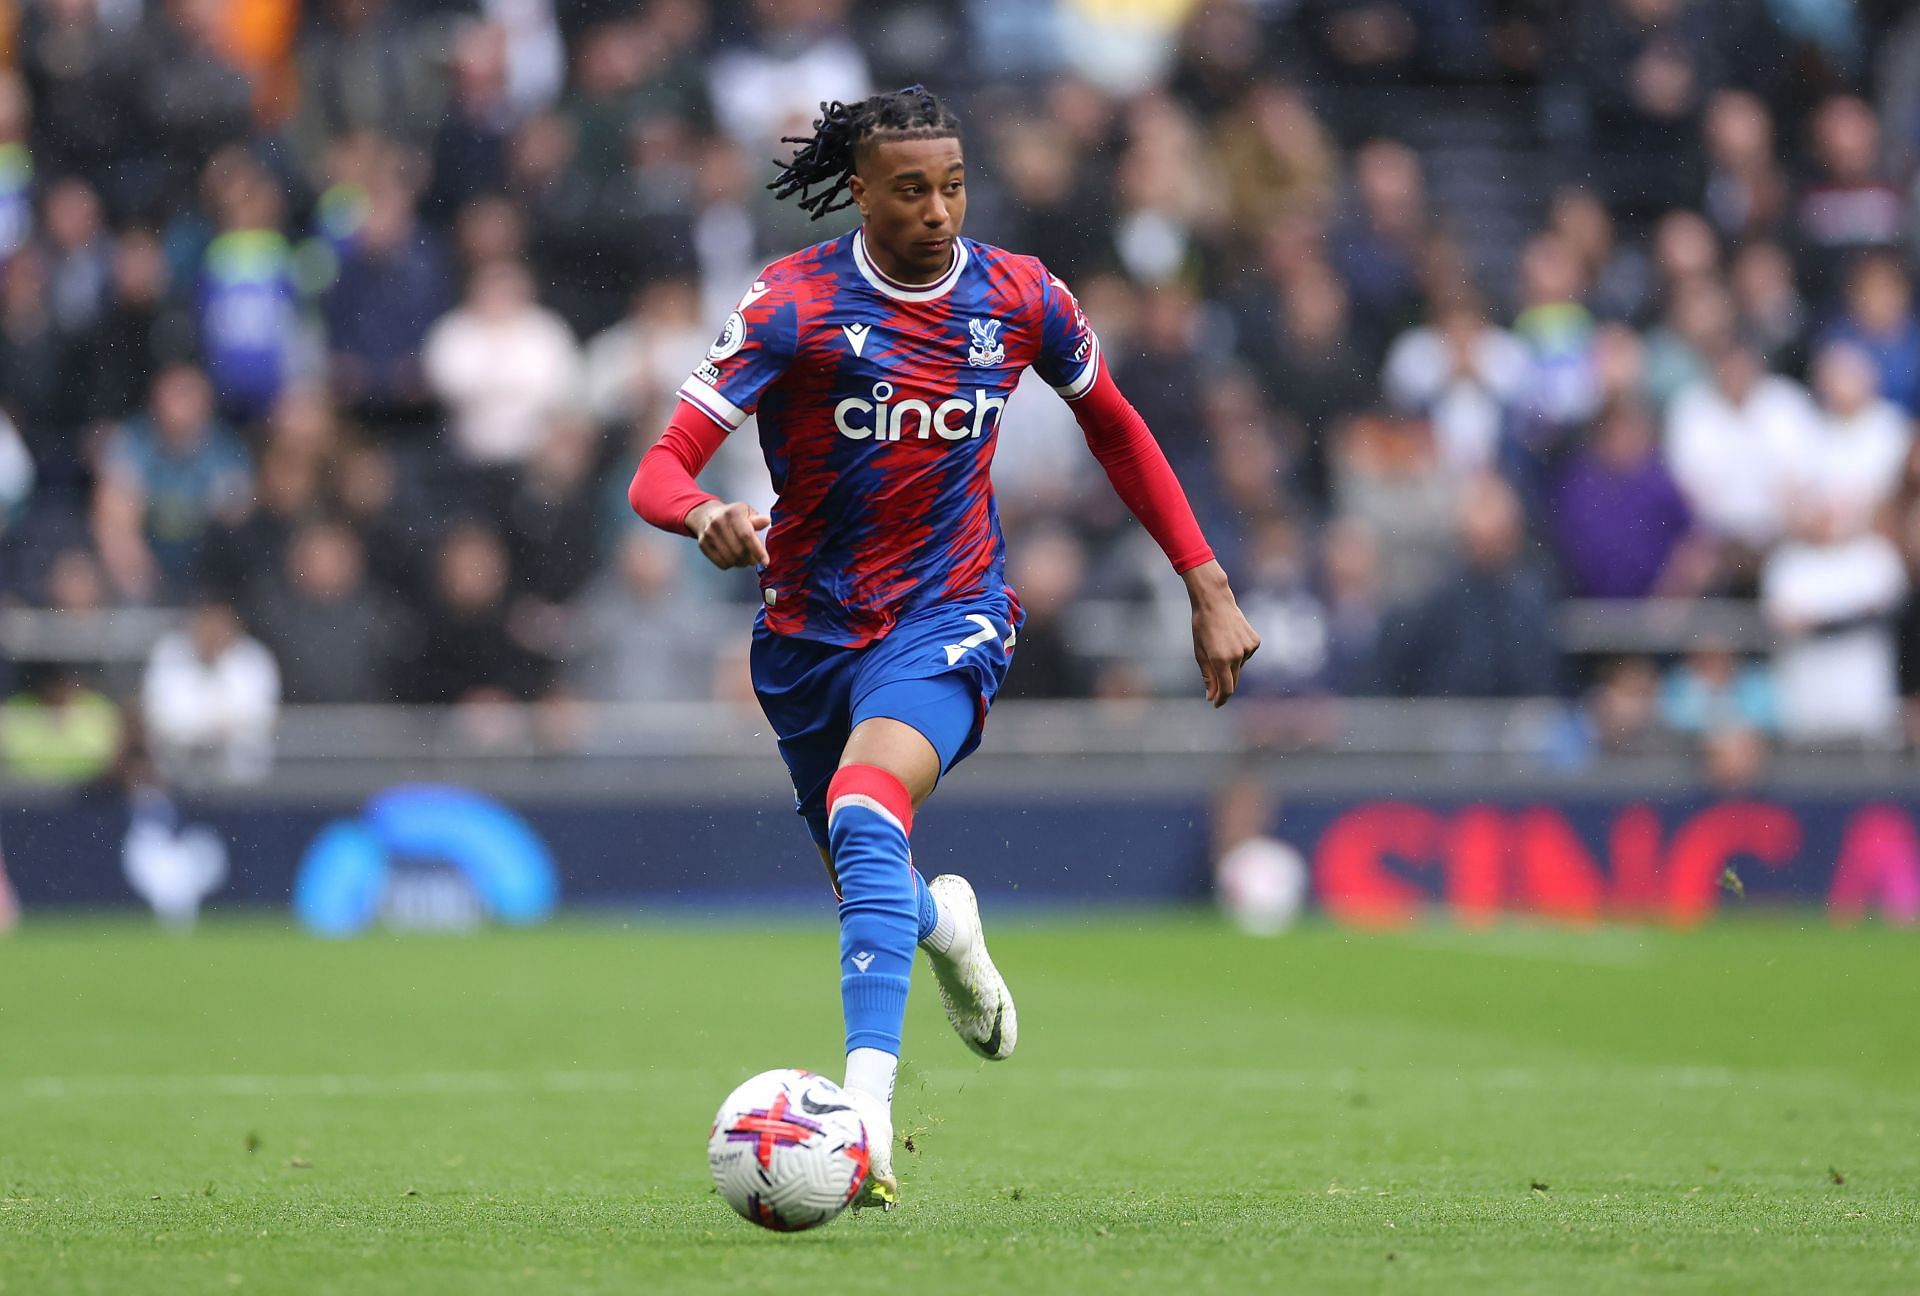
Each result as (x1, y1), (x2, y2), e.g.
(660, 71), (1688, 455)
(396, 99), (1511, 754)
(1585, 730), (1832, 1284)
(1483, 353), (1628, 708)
(687, 500), (771, 570)
(1182, 560), (1260, 708)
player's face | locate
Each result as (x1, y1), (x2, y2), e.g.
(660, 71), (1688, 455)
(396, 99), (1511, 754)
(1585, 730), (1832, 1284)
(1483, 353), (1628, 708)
(850, 136), (966, 284)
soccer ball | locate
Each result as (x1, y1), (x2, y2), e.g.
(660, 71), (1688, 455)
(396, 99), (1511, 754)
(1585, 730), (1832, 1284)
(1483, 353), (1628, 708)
(708, 1069), (870, 1231)
(1215, 835), (1309, 935)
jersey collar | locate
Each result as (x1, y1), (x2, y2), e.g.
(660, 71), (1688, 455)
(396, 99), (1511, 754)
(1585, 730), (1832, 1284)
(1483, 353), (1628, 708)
(852, 229), (968, 303)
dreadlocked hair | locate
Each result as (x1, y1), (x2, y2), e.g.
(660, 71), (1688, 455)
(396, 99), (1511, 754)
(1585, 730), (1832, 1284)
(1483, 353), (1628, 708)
(767, 85), (962, 220)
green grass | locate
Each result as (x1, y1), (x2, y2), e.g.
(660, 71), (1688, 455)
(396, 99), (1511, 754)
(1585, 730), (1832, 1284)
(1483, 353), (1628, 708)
(1, 913), (1916, 1294)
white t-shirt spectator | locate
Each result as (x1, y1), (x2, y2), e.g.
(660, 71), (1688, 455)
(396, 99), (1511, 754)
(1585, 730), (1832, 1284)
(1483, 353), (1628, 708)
(1665, 374), (1816, 547)
(1382, 323), (1530, 474)
(1783, 398), (1912, 528)
(425, 295), (582, 466)
(143, 629), (282, 783)
(707, 33), (870, 151)
(1762, 533), (1907, 742)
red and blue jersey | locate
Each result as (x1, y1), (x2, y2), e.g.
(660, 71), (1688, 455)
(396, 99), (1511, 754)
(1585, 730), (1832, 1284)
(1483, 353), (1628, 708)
(676, 229), (1100, 648)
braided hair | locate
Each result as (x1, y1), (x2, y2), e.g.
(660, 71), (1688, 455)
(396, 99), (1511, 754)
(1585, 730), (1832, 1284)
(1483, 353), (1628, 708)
(767, 86), (963, 220)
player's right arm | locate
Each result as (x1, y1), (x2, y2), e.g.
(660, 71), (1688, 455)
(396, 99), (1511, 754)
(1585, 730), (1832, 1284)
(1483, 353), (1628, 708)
(628, 272), (795, 570)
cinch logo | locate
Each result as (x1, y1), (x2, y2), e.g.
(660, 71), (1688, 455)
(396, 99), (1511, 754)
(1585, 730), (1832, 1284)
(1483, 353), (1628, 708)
(833, 381), (1006, 442)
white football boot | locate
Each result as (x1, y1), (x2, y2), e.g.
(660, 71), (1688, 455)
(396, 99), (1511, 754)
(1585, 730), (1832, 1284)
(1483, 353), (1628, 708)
(842, 1086), (898, 1211)
(923, 874), (1017, 1061)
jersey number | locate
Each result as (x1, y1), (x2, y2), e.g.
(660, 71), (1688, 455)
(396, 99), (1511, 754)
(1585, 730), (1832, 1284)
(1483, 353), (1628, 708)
(944, 614), (1003, 666)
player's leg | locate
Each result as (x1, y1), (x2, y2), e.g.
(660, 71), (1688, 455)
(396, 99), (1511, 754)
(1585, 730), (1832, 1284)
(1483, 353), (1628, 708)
(845, 674), (1017, 1065)
(824, 711), (943, 1210)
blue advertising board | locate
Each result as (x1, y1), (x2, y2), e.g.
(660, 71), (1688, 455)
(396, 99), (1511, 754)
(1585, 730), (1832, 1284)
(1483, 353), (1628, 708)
(4, 787), (1916, 927)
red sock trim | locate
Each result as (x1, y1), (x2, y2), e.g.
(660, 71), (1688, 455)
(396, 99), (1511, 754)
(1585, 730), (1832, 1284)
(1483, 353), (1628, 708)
(827, 764), (914, 838)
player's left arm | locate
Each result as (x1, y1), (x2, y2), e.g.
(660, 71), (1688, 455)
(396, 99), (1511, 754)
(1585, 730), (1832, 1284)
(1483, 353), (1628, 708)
(1027, 265), (1257, 703)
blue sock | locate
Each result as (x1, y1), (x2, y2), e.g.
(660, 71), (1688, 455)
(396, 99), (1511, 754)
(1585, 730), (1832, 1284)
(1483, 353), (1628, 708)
(827, 765), (919, 1056)
(912, 866), (937, 943)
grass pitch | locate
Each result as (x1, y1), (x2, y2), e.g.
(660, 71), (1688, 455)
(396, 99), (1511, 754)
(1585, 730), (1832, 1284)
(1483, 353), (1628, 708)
(1, 912), (1916, 1294)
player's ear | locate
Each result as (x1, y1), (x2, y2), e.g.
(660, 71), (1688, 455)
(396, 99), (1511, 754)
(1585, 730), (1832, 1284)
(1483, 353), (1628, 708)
(847, 172), (868, 219)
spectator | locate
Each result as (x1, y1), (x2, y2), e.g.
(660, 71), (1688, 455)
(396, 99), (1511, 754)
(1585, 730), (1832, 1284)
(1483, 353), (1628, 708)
(1797, 95), (1908, 295)
(1204, 373), (1297, 567)
(1250, 260), (1372, 501)
(1787, 343), (1912, 532)
(405, 520), (552, 705)
(1210, 81), (1338, 242)
(706, 0), (870, 153)
(1762, 509), (1907, 744)
(992, 124), (1113, 286)
(1234, 515), (1332, 698)
(1111, 282), (1209, 486)
(142, 595), (281, 782)
(1575, 0), (1716, 213)
(1553, 400), (1699, 599)
(560, 111), (697, 333)
(1380, 474), (1560, 698)
(1641, 276), (1734, 410)
(1511, 231), (1601, 440)
(0, 249), (80, 466)
(1663, 335), (1813, 557)
(1727, 240), (1806, 373)
(485, 0), (567, 120)
(17, 8), (129, 190)
(1661, 638), (1778, 737)
(583, 277), (708, 432)
(1331, 411), (1461, 607)
(73, 228), (195, 430)
(570, 528), (721, 702)
(685, 134), (764, 323)
(427, 22), (516, 222)
(1108, 96), (1222, 286)
(452, 194), (531, 282)
(1329, 139), (1428, 350)
(39, 176), (111, 336)
(1548, 187), (1652, 323)
(325, 161), (453, 419)
(1551, 655), (1668, 765)
(0, 72), (31, 269)
(1382, 300), (1529, 476)
(0, 664), (122, 786)
(1818, 252), (1920, 417)
(1881, 8), (1920, 181)
(503, 411), (605, 606)
(197, 431), (326, 622)
(1700, 90), (1790, 242)
(123, 0), (255, 213)
(501, 113), (606, 325)
(1321, 516), (1385, 696)
(93, 364), (251, 600)
(423, 259), (582, 466)
(42, 546), (111, 614)
(254, 520), (400, 704)
(999, 527), (1094, 700)
(993, 368), (1093, 530)
(288, 0), (442, 177)
(196, 160), (302, 423)
(1649, 210), (1723, 301)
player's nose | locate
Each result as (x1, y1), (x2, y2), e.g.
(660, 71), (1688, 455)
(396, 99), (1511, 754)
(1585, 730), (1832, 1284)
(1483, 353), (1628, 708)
(925, 194), (949, 227)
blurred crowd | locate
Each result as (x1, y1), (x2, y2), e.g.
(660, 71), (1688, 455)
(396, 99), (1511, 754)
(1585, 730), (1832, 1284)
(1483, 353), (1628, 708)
(2, 0), (1920, 784)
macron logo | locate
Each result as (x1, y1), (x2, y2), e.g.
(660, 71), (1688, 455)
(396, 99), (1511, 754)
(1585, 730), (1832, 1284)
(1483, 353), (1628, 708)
(851, 951), (875, 973)
(842, 323), (871, 356)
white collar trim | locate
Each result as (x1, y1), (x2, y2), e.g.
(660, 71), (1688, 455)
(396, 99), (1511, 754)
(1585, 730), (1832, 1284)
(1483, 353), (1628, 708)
(852, 229), (967, 302)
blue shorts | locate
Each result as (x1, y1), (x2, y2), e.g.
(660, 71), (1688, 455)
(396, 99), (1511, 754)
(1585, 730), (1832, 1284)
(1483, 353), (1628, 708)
(751, 590), (1023, 851)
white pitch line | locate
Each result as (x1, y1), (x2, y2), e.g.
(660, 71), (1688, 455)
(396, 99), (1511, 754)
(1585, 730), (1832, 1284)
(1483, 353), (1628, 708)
(12, 1070), (678, 1101)
(5, 1063), (1853, 1104)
